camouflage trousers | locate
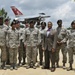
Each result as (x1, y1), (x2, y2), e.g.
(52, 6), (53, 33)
(26, 46), (37, 65)
(18, 41), (23, 61)
(68, 47), (75, 64)
(18, 41), (26, 63)
(9, 48), (18, 64)
(55, 43), (67, 63)
(0, 46), (7, 62)
(6, 46), (10, 63)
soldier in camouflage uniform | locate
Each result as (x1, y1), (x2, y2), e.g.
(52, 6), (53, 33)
(21, 21), (30, 65)
(15, 21), (24, 66)
(55, 20), (67, 69)
(4, 18), (10, 65)
(35, 20), (41, 29)
(57, 27), (68, 69)
(23, 21), (41, 69)
(39, 22), (46, 65)
(7, 21), (20, 70)
(61, 20), (75, 71)
(0, 16), (7, 70)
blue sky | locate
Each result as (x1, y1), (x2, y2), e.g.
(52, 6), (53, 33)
(0, 0), (75, 28)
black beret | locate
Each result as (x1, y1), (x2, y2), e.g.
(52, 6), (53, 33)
(29, 20), (35, 24)
(4, 18), (9, 22)
(11, 21), (16, 26)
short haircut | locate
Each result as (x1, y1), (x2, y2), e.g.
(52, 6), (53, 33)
(71, 20), (75, 25)
(57, 19), (62, 24)
(41, 22), (46, 26)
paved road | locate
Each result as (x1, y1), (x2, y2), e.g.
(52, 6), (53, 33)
(0, 50), (75, 75)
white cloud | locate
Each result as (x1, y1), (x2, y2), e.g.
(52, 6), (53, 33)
(51, 1), (72, 19)
(18, 0), (30, 4)
(48, 1), (75, 28)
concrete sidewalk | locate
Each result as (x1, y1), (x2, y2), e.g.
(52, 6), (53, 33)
(0, 65), (75, 75)
(0, 50), (75, 75)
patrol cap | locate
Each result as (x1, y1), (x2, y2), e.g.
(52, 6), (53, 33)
(71, 20), (75, 25)
(29, 20), (35, 24)
(4, 18), (9, 22)
(11, 21), (16, 26)
(57, 19), (62, 24)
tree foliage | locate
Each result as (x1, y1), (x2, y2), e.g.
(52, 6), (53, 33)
(0, 8), (10, 20)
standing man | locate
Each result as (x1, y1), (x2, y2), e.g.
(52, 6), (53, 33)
(15, 20), (24, 66)
(55, 19), (67, 69)
(7, 21), (20, 70)
(25, 21), (30, 28)
(61, 20), (75, 71)
(0, 16), (7, 70)
(4, 18), (10, 29)
(22, 21), (30, 65)
(36, 20), (41, 29)
(23, 20), (41, 69)
(4, 18), (10, 65)
(42, 22), (56, 72)
(39, 22), (46, 65)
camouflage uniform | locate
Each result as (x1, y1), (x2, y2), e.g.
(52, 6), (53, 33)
(22, 28), (26, 65)
(23, 27), (41, 66)
(55, 27), (67, 66)
(4, 24), (11, 64)
(7, 28), (19, 65)
(61, 29), (75, 64)
(0, 25), (7, 66)
(35, 23), (41, 62)
(16, 28), (24, 64)
(39, 28), (46, 65)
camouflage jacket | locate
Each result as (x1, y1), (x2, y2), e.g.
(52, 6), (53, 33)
(61, 29), (75, 47)
(0, 25), (7, 46)
(23, 27), (41, 46)
(16, 28), (24, 41)
(7, 28), (20, 48)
